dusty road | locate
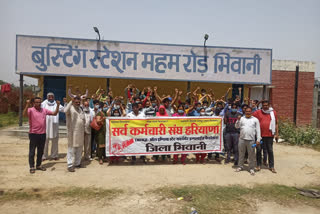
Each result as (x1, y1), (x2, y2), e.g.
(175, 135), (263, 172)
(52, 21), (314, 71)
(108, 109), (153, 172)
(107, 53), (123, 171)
(0, 134), (319, 213)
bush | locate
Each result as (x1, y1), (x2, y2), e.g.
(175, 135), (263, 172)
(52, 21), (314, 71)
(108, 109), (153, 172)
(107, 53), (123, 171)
(279, 120), (320, 145)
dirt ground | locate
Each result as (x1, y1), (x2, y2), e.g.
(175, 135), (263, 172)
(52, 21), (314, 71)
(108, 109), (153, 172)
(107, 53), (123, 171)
(0, 134), (319, 213)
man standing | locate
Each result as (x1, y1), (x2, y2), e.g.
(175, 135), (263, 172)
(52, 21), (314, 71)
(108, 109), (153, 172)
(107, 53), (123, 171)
(23, 97), (60, 174)
(127, 103), (145, 118)
(83, 101), (94, 161)
(64, 97), (85, 172)
(41, 92), (65, 161)
(235, 107), (261, 176)
(127, 103), (145, 164)
(224, 103), (241, 165)
(253, 100), (278, 173)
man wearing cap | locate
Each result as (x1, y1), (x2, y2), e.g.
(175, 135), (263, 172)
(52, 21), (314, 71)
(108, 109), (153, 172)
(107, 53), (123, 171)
(41, 92), (65, 161)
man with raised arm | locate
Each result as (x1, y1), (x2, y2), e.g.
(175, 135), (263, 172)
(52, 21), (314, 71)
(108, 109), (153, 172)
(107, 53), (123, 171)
(41, 92), (65, 161)
(64, 97), (85, 172)
(23, 97), (60, 174)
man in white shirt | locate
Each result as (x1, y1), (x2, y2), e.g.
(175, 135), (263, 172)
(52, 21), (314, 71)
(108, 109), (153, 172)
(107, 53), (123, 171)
(126, 103), (145, 164)
(41, 92), (64, 161)
(127, 103), (145, 118)
(235, 107), (261, 175)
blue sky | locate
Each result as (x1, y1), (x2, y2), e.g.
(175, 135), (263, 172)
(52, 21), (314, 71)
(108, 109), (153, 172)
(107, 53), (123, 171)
(0, 0), (319, 85)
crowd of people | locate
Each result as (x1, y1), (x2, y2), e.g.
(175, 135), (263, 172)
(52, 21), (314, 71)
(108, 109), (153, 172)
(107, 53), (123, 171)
(24, 84), (278, 176)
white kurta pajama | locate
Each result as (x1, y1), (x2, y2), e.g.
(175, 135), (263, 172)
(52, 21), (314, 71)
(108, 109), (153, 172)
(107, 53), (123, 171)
(83, 108), (94, 159)
(41, 100), (64, 159)
(64, 101), (85, 168)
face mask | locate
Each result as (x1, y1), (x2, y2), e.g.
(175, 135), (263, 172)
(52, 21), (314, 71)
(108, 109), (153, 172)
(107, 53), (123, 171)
(228, 106), (231, 110)
(113, 113), (120, 116)
(206, 112), (213, 116)
(203, 105), (207, 109)
(202, 93), (205, 96)
(178, 110), (184, 114)
(103, 107), (108, 112)
(200, 112), (206, 116)
(48, 100), (54, 103)
(152, 103), (157, 107)
(136, 101), (140, 104)
(231, 109), (237, 113)
(94, 105), (99, 109)
(84, 107), (89, 112)
(196, 107), (201, 112)
(114, 105), (120, 109)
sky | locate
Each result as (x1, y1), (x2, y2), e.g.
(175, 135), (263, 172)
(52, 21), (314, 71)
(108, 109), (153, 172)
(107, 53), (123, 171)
(0, 0), (319, 85)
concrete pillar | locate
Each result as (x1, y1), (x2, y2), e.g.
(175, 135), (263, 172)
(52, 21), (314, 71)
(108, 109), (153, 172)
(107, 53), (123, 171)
(19, 74), (23, 126)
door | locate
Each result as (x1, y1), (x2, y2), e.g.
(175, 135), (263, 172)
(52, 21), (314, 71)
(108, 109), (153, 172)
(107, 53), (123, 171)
(232, 84), (244, 103)
(43, 76), (66, 122)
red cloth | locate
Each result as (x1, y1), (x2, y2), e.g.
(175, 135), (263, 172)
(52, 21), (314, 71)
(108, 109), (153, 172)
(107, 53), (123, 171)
(173, 154), (187, 164)
(142, 91), (150, 107)
(196, 153), (207, 162)
(156, 105), (168, 116)
(1, 83), (11, 93)
(253, 109), (277, 137)
(127, 89), (131, 99)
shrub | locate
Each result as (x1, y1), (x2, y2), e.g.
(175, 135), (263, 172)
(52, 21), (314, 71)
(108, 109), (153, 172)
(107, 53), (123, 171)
(279, 120), (320, 145)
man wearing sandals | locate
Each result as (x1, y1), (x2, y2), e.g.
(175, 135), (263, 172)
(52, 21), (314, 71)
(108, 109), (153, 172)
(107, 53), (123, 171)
(23, 97), (60, 174)
(64, 97), (85, 172)
(235, 107), (261, 176)
(41, 92), (65, 161)
(253, 100), (278, 173)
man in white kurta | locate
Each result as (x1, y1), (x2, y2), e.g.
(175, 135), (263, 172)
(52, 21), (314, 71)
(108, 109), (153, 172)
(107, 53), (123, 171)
(64, 97), (85, 172)
(41, 92), (64, 160)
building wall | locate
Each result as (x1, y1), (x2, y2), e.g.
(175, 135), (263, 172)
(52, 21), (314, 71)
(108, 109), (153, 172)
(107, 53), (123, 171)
(110, 79), (238, 102)
(271, 60), (315, 126)
(110, 78), (188, 100)
(66, 77), (107, 101)
(271, 70), (314, 126)
(32, 74), (247, 102)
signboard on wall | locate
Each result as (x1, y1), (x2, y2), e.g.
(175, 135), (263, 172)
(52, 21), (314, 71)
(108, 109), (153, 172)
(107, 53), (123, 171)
(16, 35), (272, 84)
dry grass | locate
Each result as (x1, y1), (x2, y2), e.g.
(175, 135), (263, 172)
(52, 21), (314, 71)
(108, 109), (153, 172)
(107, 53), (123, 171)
(155, 184), (320, 214)
(0, 187), (123, 203)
